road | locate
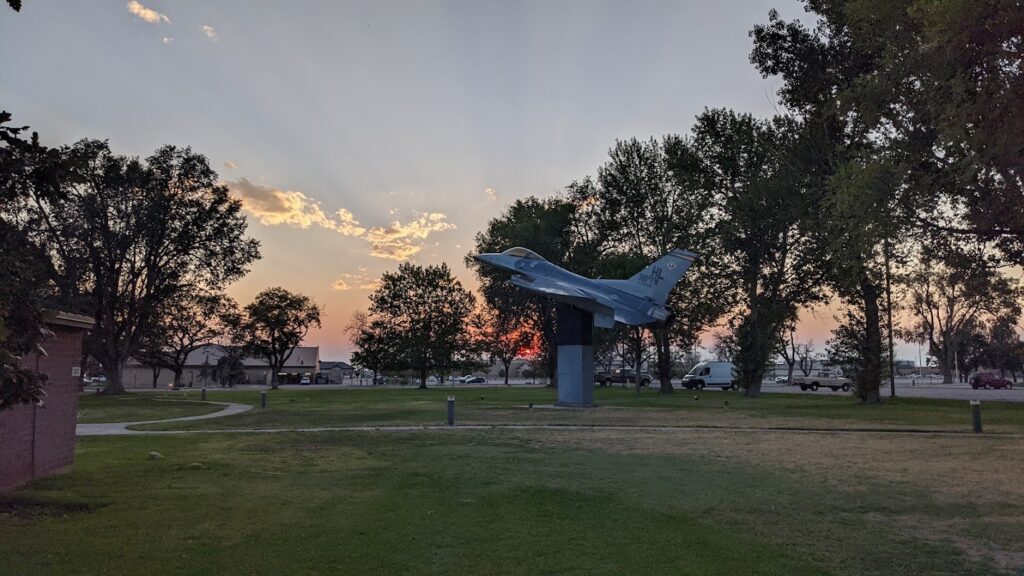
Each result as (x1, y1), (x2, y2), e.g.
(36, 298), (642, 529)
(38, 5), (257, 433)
(106, 377), (1024, 402)
(761, 378), (1024, 402)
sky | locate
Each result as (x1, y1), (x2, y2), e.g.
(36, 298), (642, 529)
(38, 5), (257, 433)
(2, 0), (918, 363)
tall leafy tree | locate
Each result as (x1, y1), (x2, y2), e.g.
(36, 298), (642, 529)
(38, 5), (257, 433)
(834, 0), (1024, 265)
(900, 250), (1022, 383)
(469, 197), (592, 387)
(475, 304), (536, 387)
(347, 311), (391, 385)
(0, 112), (70, 409)
(136, 288), (238, 388)
(359, 263), (477, 389)
(19, 141), (260, 394)
(239, 287), (321, 390)
(688, 109), (826, 397)
(751, 3), (906, 401)
(569, 137), (731, 393)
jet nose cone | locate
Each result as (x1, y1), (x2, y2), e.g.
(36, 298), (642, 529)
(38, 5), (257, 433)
(472, 253), (500, 265)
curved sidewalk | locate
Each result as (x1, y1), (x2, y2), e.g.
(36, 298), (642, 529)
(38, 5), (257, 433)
(77, 401), (253, 436)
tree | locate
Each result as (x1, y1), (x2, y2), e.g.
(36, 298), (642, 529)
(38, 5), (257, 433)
(979, 318), (1024, 382)
(137, 288), (238, 388)
(469, 197), (593, 388)
(568, 137), (732, 393)
(776, 325), (799, 384)
(0, 111), (69, 410)
(359, 263), (477, 389)
(475, 304), (536, 387)
(900, 252), (1022, 383)
(347, 311), (391, 385)
(239, 287), (321, 390)
(18, 141), (260, 394)
(796, 340), (817, 377)
(751, 4), (909, 402)
(688, 109), (826, 397)
(823, 1), (1024, 265)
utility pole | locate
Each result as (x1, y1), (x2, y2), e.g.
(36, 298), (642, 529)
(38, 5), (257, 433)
(884, 237), (896, 399)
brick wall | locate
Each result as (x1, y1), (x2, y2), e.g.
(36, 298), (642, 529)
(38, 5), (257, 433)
(0, 325), (86, 492)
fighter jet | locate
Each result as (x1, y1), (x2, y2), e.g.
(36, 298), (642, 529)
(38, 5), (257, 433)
(472, 247), (697, 329)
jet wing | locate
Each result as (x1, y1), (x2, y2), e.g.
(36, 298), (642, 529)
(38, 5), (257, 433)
(511, 275), (615, 318)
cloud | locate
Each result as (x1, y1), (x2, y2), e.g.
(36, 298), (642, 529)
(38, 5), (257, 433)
(223, 160), (237, 170)
(484, 187), (497, 201)
(228, 178), (338, 230)
(127, 1), (170, 24)
(332, 269), (380, 291)
(161, 37), (173, 45)
(364, 212), (457, 261)
(200, 25), (218, 41)
(335, 208), (367, 237)
(228, 178), (454, 261)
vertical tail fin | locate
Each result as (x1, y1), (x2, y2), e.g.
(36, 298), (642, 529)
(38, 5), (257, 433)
(625, 249), (697, 304)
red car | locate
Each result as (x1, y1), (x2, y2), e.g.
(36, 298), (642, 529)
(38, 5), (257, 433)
(969, 372), (1014, 390)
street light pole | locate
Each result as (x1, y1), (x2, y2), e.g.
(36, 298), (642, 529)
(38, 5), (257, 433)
(884, 237), (896, 399)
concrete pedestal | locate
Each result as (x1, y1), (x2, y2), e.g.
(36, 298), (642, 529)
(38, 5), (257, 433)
(555, 305), (594, 407)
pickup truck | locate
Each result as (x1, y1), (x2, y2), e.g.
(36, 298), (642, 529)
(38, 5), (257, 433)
(791, 369), (851, 392)
(595, 368), (652, 387)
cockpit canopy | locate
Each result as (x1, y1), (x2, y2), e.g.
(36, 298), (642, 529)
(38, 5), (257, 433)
(502, 247), (546, 260)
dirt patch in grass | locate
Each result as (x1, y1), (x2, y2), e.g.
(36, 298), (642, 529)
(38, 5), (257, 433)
(0, 496), (98, 520)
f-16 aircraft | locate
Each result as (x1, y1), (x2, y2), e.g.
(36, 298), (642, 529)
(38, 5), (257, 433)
(472, 247), (697, 329)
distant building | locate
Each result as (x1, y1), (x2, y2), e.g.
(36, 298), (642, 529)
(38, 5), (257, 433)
(122, 344), (319, 388)
(318, 361), (354, 383)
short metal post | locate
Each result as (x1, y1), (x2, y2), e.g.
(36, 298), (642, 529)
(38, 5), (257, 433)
(201, 387), (207, 401)
(260, 389), (268, 409)
(970, 400), (982, 433)
(447, 396), (455, 426)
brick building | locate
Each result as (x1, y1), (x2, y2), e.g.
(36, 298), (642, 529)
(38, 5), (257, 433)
(0, 311), (94, 492)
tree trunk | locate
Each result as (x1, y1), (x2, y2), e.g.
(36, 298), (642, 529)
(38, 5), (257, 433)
(503, 359), (511, 387)
(271, 364), (280, 390)
(941, 345), (954, 384)
(858, 279), (883, 403)
(100, 361), (127, 395)
(655, 329), (673, 394)
(151, 366), (161, 389)
(786, 363), (794, 385)
(173, 369), (183, 389)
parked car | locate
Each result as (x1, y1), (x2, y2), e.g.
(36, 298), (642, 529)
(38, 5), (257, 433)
(299, 376), (311, 385)
(681, 361), (737, 390)
(792, 369), (851, 392)
(774, 376), (789, 384)
(969, 372), (1013, 390)
(594, 368), (652, 387)
(464, 376), (486, 384)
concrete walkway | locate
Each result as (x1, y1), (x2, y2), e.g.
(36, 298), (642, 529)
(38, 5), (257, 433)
(77, 419), (1021, 438)
(76, 401), (253, 436)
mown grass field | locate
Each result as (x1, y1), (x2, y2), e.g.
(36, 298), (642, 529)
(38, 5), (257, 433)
(3, 387), (1021, 575)
(77, 394), (223, 424)
(122, 386), (1024, 434)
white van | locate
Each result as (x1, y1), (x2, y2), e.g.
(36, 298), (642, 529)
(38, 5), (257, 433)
(681, 361), (738, 390)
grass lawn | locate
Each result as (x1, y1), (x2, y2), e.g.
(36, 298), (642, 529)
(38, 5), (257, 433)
(77, 394), (223, 424)
(124, 386), (1024, 434)
(5, 388), (1021, 574)
(3, 428), (1022, 575)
